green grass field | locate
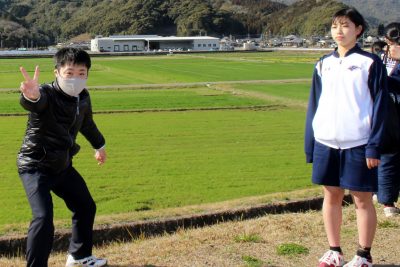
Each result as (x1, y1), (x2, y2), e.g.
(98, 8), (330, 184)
(0, 51), (321, 235)
(0, 87), (269, 114)
(234, 83), (311, 101)
(0, 51), (319, 89)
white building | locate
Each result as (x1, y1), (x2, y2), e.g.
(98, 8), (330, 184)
(91, 35), (220, 52)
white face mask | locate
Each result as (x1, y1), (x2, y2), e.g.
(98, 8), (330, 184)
(57, 75), (87, 97)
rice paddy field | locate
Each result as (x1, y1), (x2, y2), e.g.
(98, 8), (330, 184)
(0, 51), (324, 236)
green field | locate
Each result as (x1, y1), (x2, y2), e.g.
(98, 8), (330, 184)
(0, 51), (320, 235)
(0, 51), (318, 89)
(234, 83), (311, 101)
(0, 87), (270, 114)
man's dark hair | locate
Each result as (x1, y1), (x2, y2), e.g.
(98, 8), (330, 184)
(332, 8), (367, 38)
(54, 48), (91, 70)
(385, 22), (400, 44)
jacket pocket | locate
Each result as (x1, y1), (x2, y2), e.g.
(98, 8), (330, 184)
(39, 148), (70, 173)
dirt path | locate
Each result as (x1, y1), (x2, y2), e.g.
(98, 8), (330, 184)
(84, 78), (311, 90)
(0, 78), (311, 91)
(210, 83), (308, 109)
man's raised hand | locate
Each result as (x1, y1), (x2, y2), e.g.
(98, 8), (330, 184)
(20, 66), (40, 101)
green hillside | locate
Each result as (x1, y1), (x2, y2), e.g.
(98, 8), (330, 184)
(0, 0), (284, 47)
(0, 0), (359, 48)
(275, 0), (400, 27)
(266, 0), (347, 36)
(341, 0), (399, 27)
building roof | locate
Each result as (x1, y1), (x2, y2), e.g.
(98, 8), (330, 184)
(144, 36), (219, 41)
(94, 35), (219, 42)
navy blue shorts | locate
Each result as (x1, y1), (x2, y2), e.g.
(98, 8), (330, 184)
(312, 141), (377, 192)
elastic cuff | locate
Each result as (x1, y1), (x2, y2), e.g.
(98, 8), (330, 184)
(23, 93), (41, 103)
(95, 144), (106, 151)
(365, 147), (380, 160)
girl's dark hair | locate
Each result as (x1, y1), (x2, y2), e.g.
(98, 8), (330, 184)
(385, 22), (400, 44)
(332, 8), (367, 38)
(54, 48), (91, 70)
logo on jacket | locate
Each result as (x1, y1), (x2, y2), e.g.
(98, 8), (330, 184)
(348, 65), (361, 71)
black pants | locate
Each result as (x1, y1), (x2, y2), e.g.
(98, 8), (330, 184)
(19, 166), (96, 267)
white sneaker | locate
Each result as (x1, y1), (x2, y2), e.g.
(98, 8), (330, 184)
(343, 255), (372, 267)
(384, 206), (400, 217)
(372, 194), (377, 203)
(66, 254), (107, 267)
(319, 250), (345, 267)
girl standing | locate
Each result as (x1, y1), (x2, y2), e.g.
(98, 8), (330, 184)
(305, 8), (388, 267)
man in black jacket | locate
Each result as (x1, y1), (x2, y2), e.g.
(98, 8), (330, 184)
(18, 48), (107, 267)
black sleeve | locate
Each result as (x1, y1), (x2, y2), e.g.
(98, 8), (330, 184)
(80, 94), (106, 150)
(20, 86), (48, 113)
(304, 62), (322, 163)
(387, 63), (400, 93)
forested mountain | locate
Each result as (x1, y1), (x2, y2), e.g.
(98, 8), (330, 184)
(341, 0), (399, 26)
(266, 0), (347, 36)
(0, 0), (287, 48)
(274, 0), (399, 27)
(1, 0), (391, 48)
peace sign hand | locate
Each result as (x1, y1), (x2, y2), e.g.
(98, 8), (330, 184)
(20, 66), (40, 101)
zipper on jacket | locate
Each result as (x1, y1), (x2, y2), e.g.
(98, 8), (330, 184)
(333, 57), (343, 148)
(76, 95), (80, 116)
(68, 96), (80, 148)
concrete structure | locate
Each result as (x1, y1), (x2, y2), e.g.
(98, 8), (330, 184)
(243, 41), (256, 51)
(91, 35), (220, 52)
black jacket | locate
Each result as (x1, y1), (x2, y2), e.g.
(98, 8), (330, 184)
(17, 82), (105, 174)
(382, 61), (400, 154)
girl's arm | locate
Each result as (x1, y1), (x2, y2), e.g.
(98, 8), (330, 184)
(366, 57), (389, 160)
(305, 61), (322, 163)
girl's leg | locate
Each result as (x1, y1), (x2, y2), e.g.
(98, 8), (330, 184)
(351, 191), (376, 247)
(323, 186), (345, 246)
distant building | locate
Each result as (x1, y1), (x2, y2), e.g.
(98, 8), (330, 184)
(282, 35), (304, 47)
(91, 35), (220, 52)
(266, 38), (283, 47)
(317, 39), (336, 48)
(219, 38), (234, 51)
(57, 41), (90, 50)
(242, 41), (257, 51)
